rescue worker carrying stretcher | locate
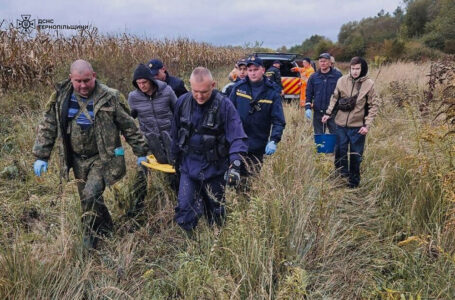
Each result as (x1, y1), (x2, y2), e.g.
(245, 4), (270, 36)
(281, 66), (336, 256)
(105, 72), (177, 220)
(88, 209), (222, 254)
(171, 67), (248, 233)
(127, 63), (178, 219)
(32, 60), (149, 249)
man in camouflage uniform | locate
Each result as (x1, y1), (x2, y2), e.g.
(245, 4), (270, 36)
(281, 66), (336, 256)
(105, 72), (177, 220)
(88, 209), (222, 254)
(32, 59), (149, 249)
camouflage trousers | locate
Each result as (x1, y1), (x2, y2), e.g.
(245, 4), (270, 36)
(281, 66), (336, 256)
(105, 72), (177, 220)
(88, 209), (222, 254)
(72, 154), (113, 237)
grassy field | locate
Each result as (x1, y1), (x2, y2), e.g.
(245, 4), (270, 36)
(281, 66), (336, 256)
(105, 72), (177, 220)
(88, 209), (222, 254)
(1, 30), (455, 299)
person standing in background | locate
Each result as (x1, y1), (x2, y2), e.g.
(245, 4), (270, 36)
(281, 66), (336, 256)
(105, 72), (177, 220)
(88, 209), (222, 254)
(291, 57), (315, 108)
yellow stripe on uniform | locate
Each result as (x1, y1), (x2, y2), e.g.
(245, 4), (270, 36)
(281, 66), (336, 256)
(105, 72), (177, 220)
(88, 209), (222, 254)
(236, 92), (252, 99)
(258, 99), (273, 104)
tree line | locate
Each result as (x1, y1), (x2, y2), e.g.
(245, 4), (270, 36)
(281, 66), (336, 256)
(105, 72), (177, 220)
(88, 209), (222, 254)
(279, 0), (454, 62)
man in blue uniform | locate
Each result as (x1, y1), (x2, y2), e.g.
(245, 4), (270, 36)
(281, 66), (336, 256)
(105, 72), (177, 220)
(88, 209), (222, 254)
(265, 60), (283, 93)
(222, 58), (248, 97)
(305, 52), (342, 134)
(229, 56), (286, 175)
(148, 59), (188, 97)
(171, 67), (248, 232)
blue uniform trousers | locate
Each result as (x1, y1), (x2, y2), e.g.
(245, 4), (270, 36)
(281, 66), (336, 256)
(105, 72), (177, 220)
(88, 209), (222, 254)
(175, 173), (226, 231)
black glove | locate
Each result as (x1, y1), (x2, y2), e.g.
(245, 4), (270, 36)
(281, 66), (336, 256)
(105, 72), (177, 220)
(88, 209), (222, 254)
(225, 160), (241, 187)
(171, 154), (181, 173)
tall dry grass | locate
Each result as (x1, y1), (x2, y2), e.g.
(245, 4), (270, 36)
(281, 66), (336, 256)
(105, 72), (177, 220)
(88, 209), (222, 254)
(1, 29), (455, 298)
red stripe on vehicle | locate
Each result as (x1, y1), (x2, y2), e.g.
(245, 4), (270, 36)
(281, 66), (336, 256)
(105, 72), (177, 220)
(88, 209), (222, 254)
(283, 80), (299, 93)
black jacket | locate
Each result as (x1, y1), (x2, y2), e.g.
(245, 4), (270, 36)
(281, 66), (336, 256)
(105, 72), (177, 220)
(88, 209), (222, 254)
(265, 66), (282, 89)
(165, 71), (188, 97)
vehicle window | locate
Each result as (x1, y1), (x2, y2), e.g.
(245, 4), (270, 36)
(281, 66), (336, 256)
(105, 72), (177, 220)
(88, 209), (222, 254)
(262, 60), (298, 78)
(280, 62), (298, 77)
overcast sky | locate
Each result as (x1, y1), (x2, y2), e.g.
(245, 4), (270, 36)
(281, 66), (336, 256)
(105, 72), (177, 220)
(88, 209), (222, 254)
(1, 0), (403, 49)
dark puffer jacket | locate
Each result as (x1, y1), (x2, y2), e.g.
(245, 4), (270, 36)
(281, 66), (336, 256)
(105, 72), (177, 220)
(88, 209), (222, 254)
(128, 64), (178, 163)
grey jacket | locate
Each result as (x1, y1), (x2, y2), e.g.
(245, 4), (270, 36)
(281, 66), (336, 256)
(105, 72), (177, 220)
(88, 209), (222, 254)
(128, 79), (177, 163)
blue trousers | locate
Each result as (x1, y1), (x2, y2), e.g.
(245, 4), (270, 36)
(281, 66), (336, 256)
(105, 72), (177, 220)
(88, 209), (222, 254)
(335, 126), (365, 187)
(175, 173), (226, 231)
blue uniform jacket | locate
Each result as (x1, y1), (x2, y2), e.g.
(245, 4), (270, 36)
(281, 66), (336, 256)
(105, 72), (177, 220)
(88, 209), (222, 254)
(265, 66), (283, 90)
(229, 76), (286, 154)
(171, 90), (248, 180)
(305, 67), (342, 112)
(222, 77), (241, 97)
(165, 71), (188, 98)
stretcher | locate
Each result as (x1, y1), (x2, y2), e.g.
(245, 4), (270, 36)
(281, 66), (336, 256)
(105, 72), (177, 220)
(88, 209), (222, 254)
(141, 155), (176, 173)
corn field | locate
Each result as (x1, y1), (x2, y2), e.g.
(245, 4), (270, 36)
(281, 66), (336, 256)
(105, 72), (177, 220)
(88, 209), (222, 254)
(0, 26), (248, 94)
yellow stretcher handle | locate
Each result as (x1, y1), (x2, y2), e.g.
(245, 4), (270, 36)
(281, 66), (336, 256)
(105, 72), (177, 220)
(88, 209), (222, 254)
(141, 155), (176, 174)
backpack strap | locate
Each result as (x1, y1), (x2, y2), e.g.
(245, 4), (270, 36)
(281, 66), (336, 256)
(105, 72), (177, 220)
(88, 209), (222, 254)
(203, 92), (222, 128)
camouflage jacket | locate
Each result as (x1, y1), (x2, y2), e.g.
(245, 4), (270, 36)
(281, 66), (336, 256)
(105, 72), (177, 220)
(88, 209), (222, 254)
(33, 79), (149, 185)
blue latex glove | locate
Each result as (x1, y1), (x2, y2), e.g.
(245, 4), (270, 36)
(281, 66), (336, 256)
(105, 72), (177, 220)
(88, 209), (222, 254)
(114, 147), (124, 156)
(137, 156), (147, 166)
(305, 109), (312, 120)
(265, 141), (277, 155)
(33, 160), (48, 177)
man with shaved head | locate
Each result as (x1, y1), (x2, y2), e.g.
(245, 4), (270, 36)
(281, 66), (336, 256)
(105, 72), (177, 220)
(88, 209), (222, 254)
(33, 59), (149, 249)
(171, 67), (247, 233)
